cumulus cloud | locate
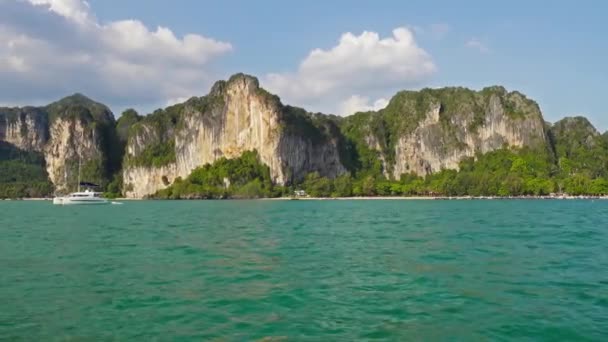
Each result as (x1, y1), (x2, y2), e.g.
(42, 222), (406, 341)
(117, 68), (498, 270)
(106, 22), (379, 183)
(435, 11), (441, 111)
(338, 95), (389, 116)
(263, 27), (436, 115)
(28, 0), (92, 23)
(0, 0), (232, 109)
(465, 38), (490, 53)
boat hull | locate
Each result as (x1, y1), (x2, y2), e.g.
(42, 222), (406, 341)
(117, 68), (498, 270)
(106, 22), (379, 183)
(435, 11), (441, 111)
(53, 197), (109, 205)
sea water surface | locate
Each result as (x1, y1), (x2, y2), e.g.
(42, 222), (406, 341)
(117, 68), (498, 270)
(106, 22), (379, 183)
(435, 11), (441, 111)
(1, 200), (607, 341)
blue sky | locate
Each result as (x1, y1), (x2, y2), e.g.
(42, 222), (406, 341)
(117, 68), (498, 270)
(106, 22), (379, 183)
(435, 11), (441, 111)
(1, 0), (606, 130)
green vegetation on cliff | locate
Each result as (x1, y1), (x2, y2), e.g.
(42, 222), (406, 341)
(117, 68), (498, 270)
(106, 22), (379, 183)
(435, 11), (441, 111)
(1, 76), (608, 199)
(123, 88), (231, 169)
(103, 109), (143, 198)
(339, 86), (544, 177)
(0, 107), (49, 139)
(152, 150), (283, 199)
(297, 114), (608, 197)
(0, 94), (122, 197)
(0, 142), (53, 198)
(48, 94), (122, 188)
(116, 109), (142, 143)
(297, 146), (608, 197)
(124, 106), (180, 168)
(46, 93), (114, 124)
(549, 117), (608, 179)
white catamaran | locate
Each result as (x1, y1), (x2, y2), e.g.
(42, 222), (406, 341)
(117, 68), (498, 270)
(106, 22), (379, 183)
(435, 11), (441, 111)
(53, 135), (109, 205)
(53, 187), (109, 205)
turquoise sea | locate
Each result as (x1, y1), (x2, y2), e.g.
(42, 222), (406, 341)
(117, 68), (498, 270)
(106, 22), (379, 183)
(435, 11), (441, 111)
(1, 200), (607, 341)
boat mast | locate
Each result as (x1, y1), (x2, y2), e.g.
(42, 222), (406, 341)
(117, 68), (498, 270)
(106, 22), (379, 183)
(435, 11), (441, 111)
(77, 155), (81, 192)
(77, 129), (83, 193)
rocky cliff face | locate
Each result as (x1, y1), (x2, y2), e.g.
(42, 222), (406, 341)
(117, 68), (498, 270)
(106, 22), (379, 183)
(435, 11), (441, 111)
(547, 116), (608, 177)
(3, 74), (592, 198)
(123, 74), (346, 197)
(0, 107), (48, 152)
(342, 86), (548, 178)
(44, 116), (105, 192)
(0, 94), (118, 193)
(550, 116), (600, 147)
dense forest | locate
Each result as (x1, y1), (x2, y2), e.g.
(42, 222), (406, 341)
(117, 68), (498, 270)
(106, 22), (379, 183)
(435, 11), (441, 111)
(153, 151), (281, 199)
(150, 143), (608, 199)
(0, 142), (53, 198)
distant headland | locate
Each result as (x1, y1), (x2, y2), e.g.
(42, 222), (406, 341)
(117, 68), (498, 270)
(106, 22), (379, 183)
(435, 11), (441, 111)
(2, 73), (607, 200)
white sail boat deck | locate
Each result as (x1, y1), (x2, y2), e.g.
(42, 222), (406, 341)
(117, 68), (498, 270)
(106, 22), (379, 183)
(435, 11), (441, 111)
(53, 188), (109, 205)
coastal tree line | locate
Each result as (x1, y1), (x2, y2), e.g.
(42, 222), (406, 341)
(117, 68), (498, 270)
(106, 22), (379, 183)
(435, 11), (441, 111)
(3, 79), (607, 200)
(150, 145), (608, 199)
(0, 142), (54, 199)
(2, 144), (608, 199)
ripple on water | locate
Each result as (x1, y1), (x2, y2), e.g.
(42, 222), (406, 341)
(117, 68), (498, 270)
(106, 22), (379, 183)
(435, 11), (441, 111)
(1, 200), (608, 340)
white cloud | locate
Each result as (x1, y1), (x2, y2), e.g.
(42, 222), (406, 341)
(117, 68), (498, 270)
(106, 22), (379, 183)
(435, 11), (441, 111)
(465, 38), (490, 53)
(165, 96), (191, 107)
(263, 27), (436, 115)
(0, 0), (232, 109)
(28, 0), (92, 23)
(339, 95), (389, 116)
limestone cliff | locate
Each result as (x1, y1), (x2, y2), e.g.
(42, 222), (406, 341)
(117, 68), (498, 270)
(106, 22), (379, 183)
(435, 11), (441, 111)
(547, 116), (608, 177)
(3, 73), (600, 199)
(0, 94), (118, 193)
(123, 74), (346, 197)
(0, 107), (48, 152)
(341, 86), (548, 178)
(44, 116), (105, 192)
(549, 116), (601, 148)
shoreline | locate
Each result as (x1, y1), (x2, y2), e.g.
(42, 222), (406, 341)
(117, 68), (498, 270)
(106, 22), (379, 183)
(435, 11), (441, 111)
(3, 196), (608, 201)
(265, 195), (608, 201)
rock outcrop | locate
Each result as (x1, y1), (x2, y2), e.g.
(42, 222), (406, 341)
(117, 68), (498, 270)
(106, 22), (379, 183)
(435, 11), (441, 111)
(122, 74), (346, 197)
(3, 73), (598, 198)
(0, 94), (118, 193)
(342, 86), (548, 178)
(0, 107), (48, 152)
(547, 116), (608, 177)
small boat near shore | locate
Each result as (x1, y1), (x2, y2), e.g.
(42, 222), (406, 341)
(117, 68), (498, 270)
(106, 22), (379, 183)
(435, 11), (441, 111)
(53, 188), (109, 205)
(52, 136), (110, 206)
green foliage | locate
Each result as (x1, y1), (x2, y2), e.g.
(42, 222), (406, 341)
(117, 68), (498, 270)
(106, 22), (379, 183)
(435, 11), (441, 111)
(116, 109), (142, 143)
(123, 93), (228, 169)
(302, 172), (333, 197)
(0, 142), (53, 198)
(549, 117), (608, 178)
(1, 94), (124, 196)
(332, 174), (353, 197)
(125, 106), (181, 167)
(287, 145), (608, 198)
(128, 141), (176, 168)
(338, 85), (544, 179)
(0, 107), (49, 139)
(234, 179), (265, 199)
(280, 106), (330, 144)
(46, 93), (114, 124)
(151, 150), (277, 199)
(4, 80), (608, 199)
(340, 111), (391, 175)
(103, 173), (123, 199)
(46, 94), (121, 187)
